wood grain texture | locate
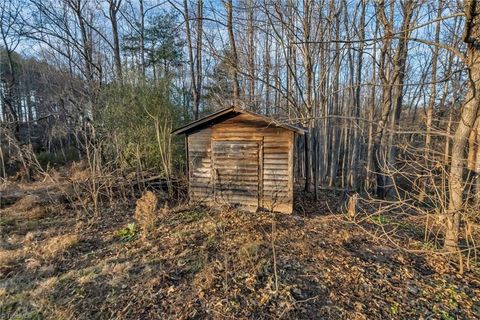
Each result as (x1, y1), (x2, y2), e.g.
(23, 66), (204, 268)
(188, 128), (213, 203)
(213, 140), (259, 211)
(186, 113), (295, 213)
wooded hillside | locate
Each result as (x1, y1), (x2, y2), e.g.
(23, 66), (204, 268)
(1, 1), (480, 317)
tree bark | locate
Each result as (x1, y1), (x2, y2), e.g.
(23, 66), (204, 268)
(139, 0), (146, 77)
(108, 0), (123, 81)
(225, 0), (240, 104)
(385, 0), (414, 197)
(195, 0), (203, 117)
(445, 0), (480, 252)
(425, 0), (443, 152)
(350, 0), (366, 191)
(183, 0), (202, 119)
(247, 0), (256, 109)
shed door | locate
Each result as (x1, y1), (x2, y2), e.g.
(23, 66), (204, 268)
(212, 140), (259, 211)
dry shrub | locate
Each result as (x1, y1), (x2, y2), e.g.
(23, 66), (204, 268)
(159, 202), (170, 220)
(69, 160), (90, 182)
(134, 191), (158, 236)
(45, 167), (63, 182)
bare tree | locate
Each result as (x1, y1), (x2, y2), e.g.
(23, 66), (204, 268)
(182, 0), (203, 119)
(445, 0), (480, 252)
(225, 0), (240, 104)
(0, 0), (22, 134)
(108, 0), (123, 81)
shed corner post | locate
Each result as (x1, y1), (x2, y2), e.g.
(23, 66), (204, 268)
(258, 136), (264, 210)
(304, 132), (310, 192)
(184, 134), (191, 204)
(288, 131), (294, 213)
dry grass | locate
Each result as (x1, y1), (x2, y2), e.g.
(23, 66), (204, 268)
(39, 234), (79, 259)
(0, 247), (25, 270)
(1, 181), (480, 319)
(7, 194), (47, 219)
(9, 194), (41, 211)
(31, 276), (59, 298)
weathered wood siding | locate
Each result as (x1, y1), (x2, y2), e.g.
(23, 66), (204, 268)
(262, 131), (293, 213)
(212, 140), (259, 211)
(186, 113), (294, 213)
(188, 128), (213, 202)
(212, 113), (293, 213)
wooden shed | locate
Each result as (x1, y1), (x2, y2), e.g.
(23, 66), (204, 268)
(172, 106), (306, 213)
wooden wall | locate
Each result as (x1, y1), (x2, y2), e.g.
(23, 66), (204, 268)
(187, 128), (213, 203)
(187, 113), (294, 213)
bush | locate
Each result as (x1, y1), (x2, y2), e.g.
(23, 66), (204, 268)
(116, 223), (138, 242)
(99, 82), (185, 177)
(134, 191), (158, 237)
(36, 146), (80, 169)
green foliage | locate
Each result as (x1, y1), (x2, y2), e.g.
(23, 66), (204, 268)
(122, 11), (183, 78)
(145, 12), (183, 71)
(438, 310), (455, 320)
(99, 82), (184, 176)
(36, 146), (80, 169)
(116, 223), (138, 242)
(421, 241), (439, 251)
(0, 292), (42, 320)
(178, 209), (208, 223)
(370, 215), (390, 225)
(390, 302), (399, 317)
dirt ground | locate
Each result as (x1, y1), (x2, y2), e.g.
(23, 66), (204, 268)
(1, 177), (480, 319)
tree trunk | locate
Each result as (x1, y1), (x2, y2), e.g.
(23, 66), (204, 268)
(425, 0), (443, 152)
(445, 0), (480, 252)
(139, 0), (146, 77)
(385, 0), (414, 197)
(183, 0), (201, 119)
(264, 20), (271, 115)
(109, 0), (123, 81)
(247, 0), (256, 109)
(350, 0), (366, 191)
(225, 0), (240, 104)
(195, 0), (203, 118)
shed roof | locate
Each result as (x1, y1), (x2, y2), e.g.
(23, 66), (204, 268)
(172, 106), (307, 135)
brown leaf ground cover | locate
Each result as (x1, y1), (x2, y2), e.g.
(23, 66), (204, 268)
(1, 179), (480, 319)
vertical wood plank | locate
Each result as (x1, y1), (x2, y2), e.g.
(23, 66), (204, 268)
(212, 140), (259, 211)
(185, 134), (190, 201)
(259, 137), (264, 208)
(288, 131), (294, 213)
(188, 128), (213, 203)
(211, 138), (216, 202)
